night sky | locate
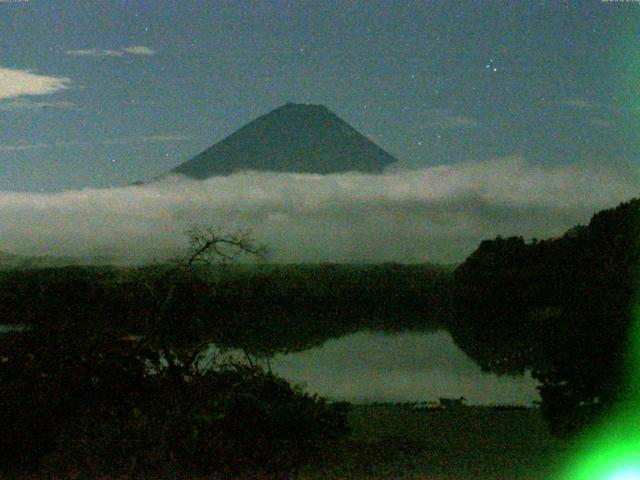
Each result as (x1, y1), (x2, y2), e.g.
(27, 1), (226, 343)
(1, 0), (638, 192)
(1, 1), (640, 264)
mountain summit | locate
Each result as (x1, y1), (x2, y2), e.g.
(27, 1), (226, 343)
(170, 103), (397, 178)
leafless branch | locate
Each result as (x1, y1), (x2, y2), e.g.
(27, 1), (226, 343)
(137, 226), (269, 377)
(185, 226), (268, 266)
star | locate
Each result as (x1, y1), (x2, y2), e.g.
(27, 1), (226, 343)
(485, 58), (497, 71)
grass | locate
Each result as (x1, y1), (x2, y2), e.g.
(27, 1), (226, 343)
(0, 405), (567, 479)
(297, 405), (568, 479)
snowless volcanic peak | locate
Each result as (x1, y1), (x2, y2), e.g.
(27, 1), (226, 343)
(170, 103), (398, 178)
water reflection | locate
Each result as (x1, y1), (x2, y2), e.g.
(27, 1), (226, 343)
(270, 330), (540, 406)
(0, 323), (540, 406)
(0, 324), (28, 333)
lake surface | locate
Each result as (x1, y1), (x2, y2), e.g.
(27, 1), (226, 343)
(0, 324), (540, 406)
(269, 330), (540, 406)
(0, 324), (28, 333)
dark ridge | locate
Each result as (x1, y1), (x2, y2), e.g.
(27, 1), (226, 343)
(170, 102), (398, 178)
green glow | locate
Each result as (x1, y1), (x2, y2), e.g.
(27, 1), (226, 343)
(555, 407), (640, 479)
(549, 14), (640, 478)
(553, 304), (640, 478)
(607, 467), (640, 480)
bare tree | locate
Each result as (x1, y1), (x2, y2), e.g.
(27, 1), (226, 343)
(139, 226), (268, 376)
(185, 226), (268, 266)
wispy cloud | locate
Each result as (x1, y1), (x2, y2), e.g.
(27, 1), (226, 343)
(0, 135), (190, 152)
(0, 67), (71, 100)
(0, 140), (89, 151)
(420, 109), (479, 129)
(0, 99), (76, 111)
(0, 157), (637, 264)
(562, 98), (594, 109)
(589, 118), (613, 128)
(65, 48), (124, 58)
(561, 98), (637, 112)
(65, 46), (156, 58)
(122, 46), (156, 56)
(101, 135), (190, 145)
(0, 143), (51, 152)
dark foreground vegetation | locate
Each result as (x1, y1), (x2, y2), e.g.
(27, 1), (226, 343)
(0, 347), (349, 478)
(0, 233), (358, 478)
(0, 263), (448, 476)
(1, 198), (640, 476)
(297, 404), (564, 480)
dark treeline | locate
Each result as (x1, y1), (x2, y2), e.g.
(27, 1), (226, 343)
(451, 197), (640, 436)
(0, 262), (452, 356)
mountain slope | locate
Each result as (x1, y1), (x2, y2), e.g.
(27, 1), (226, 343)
(170, 103), (397, 178)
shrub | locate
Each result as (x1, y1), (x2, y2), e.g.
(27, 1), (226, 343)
(44, 363), (350, 478)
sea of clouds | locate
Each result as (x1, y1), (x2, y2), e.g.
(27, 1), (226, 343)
(1, 156), (638, 264)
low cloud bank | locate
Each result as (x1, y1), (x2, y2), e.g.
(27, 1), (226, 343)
(1, 157), (638, 264)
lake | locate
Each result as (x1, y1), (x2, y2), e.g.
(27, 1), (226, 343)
(270, 330), (540, 406)
(0, 324), (540, 406)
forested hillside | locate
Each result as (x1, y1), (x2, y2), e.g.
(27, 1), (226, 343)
(452, 198), (640, 436)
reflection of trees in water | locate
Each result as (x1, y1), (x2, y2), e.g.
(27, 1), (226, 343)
(159, 263), (453, 358)
(0, 263), (452, 359)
